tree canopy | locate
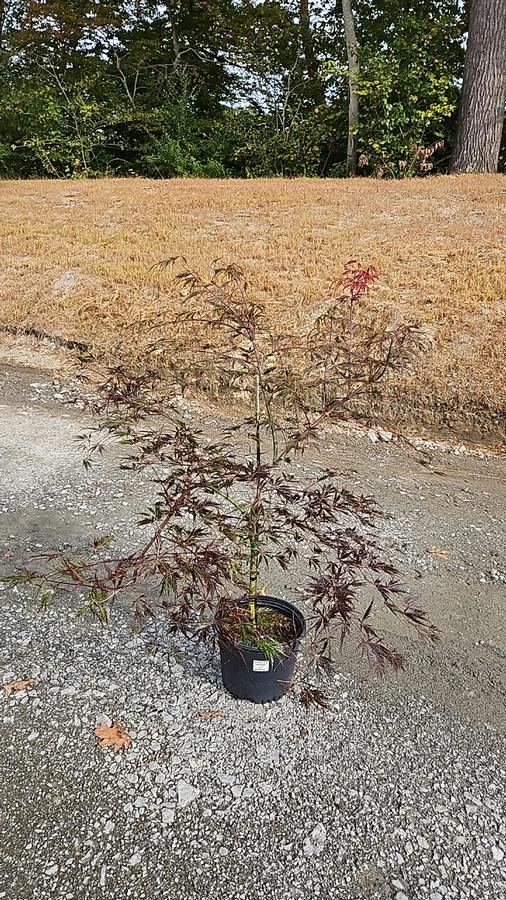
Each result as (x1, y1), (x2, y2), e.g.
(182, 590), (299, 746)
(1, 0), (500, 179)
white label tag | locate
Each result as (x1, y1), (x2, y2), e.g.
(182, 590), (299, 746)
(253, 659), (270, 672)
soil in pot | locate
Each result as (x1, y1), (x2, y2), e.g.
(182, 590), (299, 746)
(217, 596), (306, 703)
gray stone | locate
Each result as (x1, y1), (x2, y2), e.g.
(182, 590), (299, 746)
(95, 713), (113, 727)
(177, 780), (200, 809)
(52, 271), (78, 293)
(161, 808), (175, 826)
(303, 823), (326, 858)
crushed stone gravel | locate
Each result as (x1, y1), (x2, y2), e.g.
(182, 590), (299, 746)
(0, 365), (505, 899)
(0, 594), (505, 900)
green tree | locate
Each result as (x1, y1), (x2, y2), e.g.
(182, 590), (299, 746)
(350, 0), (467, 176)
(0, 0), (478, 178)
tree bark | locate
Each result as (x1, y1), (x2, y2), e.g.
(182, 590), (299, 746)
(342, 0), (359, 177)
(451, 0), (506, 173)
(165, 0), (182, 71)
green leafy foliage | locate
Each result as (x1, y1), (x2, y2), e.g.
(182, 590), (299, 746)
(0, 0), (488, 178)
(351, 2), (467, 176)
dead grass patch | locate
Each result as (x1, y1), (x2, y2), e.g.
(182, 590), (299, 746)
(0, 176), (505, 442)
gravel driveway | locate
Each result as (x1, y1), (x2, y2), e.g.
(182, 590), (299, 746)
(0, 363), (505, 900)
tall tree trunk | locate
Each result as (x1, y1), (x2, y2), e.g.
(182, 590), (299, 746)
(166, 0), (182, 71)
(342, 0), (359, 177)
(299, 0), (324, 105)
(451, 0), (506, 173)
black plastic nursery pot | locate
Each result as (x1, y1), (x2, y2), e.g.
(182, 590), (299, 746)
(217, 596), (306, 703)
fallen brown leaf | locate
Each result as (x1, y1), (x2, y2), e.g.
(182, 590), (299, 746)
(426, 546), (449, 560)
(198, 710), (224, 720)
(3, 677), (38, 694)
(93, 721), (132, 752)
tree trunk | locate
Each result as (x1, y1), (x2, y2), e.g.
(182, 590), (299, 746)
(165, 0), (182, 71)
(451, 0), (506, 173)
(299, 0), (324, 105)
(342, 0), (359, 177)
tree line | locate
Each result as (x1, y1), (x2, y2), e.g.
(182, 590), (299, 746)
(0, 1), (504, 180)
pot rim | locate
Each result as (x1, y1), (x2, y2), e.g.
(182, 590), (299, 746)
(215, 594), (306, 652)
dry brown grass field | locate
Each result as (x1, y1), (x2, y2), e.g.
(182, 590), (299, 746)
(0, 176), (505, 442)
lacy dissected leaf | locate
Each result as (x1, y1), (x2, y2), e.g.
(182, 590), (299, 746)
(300, 686), (330, 709)
(93, 721), (132, 752)
(3, 677), (38, 694)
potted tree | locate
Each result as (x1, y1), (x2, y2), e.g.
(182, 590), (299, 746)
(7, 261), (437, 704)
